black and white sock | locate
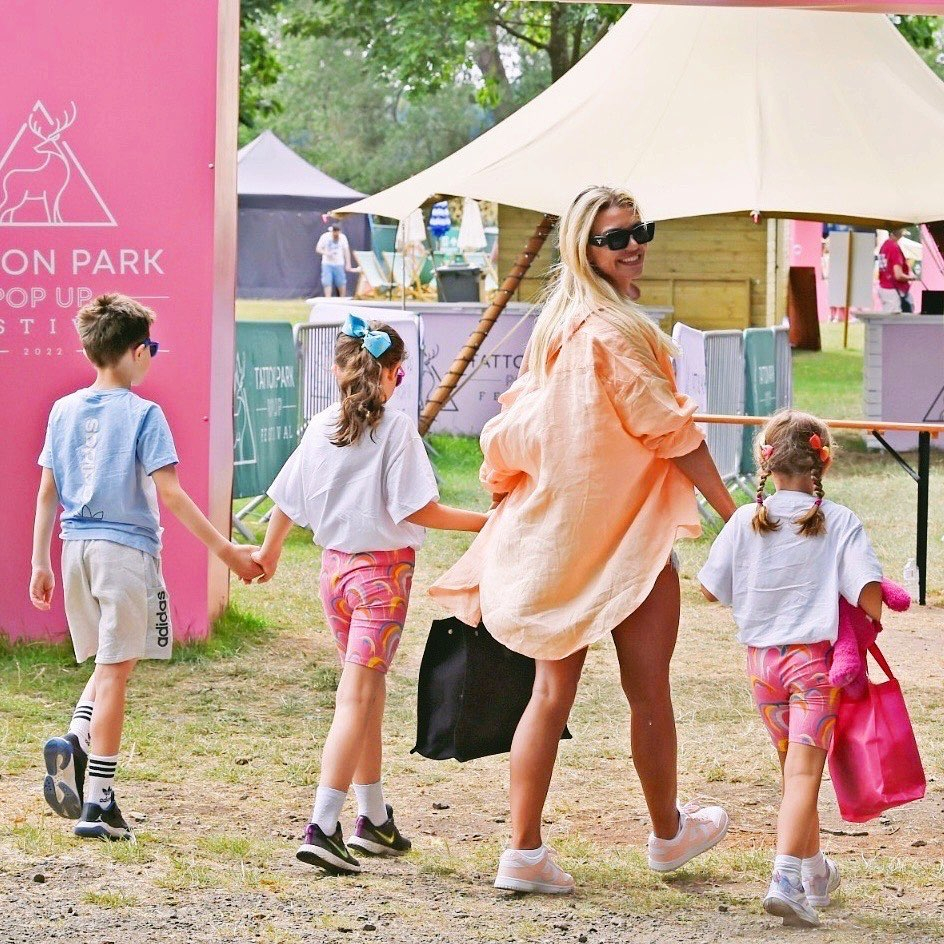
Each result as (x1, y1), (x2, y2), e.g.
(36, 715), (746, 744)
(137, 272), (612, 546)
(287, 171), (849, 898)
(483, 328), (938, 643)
(86, 754), (118, 806)
(68, 700), (94, 754)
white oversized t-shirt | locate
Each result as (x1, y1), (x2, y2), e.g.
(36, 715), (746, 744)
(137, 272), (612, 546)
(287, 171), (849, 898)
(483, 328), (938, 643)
(267, 404), (439, 553)
(316, 232), (349, 267)
(698, 491), (882, 647)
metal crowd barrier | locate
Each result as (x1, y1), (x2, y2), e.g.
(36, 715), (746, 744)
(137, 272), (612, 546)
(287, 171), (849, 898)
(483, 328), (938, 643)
(702, 330), (746, 484)
(773, 325), (793, 410)
(295, 322), (342, 432)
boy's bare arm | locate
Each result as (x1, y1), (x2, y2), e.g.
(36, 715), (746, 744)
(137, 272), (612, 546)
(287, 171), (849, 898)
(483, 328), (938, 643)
(251, 506), (295, 583)
(151, 465), (262, 582)
(405, 501), (488, 532)
(29, 468), (59, 610)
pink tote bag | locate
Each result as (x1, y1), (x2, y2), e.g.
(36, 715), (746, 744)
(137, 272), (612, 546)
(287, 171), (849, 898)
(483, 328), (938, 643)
(828, 644), (926, 823)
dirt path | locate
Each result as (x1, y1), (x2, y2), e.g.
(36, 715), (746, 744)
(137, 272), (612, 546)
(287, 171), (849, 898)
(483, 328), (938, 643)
(2, 560), (943, 944)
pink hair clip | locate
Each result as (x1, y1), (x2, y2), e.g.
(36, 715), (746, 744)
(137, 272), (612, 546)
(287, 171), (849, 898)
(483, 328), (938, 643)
(760, 443), (774, 461)
(814, 498), (823, 507)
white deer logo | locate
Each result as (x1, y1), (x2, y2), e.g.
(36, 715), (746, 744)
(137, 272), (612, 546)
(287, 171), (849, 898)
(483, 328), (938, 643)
(0, 102), (78, 224)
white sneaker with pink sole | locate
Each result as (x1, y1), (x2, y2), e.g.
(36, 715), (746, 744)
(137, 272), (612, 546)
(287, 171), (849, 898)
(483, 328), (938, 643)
(647, 802), (729, 872)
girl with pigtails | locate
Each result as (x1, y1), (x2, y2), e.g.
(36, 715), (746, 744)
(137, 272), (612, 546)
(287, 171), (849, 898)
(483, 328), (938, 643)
(699, 410), (884, 928)
(253, 314), (487, 876)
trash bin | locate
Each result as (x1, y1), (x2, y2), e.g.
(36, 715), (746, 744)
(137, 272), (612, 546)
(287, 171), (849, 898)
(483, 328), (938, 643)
(436, 265), (481, 303)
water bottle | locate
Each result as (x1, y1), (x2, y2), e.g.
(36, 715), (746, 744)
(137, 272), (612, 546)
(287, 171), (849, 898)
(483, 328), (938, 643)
(903, 558), (920, 600)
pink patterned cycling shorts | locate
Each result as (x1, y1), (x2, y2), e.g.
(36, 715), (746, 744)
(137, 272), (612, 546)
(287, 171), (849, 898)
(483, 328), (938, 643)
(746, 641), (840, 754)
(319, 547), (416, 674)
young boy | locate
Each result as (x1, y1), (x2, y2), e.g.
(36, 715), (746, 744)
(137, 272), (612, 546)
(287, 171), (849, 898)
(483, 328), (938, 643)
(30, 293), (260, 840)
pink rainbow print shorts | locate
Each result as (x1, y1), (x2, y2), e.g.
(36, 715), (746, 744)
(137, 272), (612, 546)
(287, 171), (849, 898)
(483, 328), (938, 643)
(746, 641), (839, 754)
(319, 548), (416, 675)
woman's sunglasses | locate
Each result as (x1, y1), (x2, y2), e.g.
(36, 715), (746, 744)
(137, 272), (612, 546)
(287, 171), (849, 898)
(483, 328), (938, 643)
(395, 366), (405, 388)
(138, 338), (159, 357)
(588, 221), (656, 251)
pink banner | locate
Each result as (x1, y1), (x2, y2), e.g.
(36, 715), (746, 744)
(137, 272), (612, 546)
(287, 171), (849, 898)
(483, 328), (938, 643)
(1, 1), (238, 642)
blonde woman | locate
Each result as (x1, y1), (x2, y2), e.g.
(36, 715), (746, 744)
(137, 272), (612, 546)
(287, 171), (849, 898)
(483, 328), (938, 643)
(431, 186), (737, 893)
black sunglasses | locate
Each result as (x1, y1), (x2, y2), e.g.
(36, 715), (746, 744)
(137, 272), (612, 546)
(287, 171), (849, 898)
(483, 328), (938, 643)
(138, 338), (159, 357)
(588, 221), (656, 251)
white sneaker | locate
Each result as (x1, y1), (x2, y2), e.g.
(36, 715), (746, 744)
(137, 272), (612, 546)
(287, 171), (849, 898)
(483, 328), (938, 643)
(804, 857), (840, 907)
(494, 846), (575, 894)
(647, 802), (729, 872)
(764, 871), (820, 927)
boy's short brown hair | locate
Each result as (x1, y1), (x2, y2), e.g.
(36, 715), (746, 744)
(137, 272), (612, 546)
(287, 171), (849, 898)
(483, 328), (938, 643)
(76, 293), (155, 367)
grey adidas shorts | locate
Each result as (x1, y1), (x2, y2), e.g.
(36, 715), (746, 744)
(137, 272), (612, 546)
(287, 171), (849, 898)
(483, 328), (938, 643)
(62, 539), (173, 664)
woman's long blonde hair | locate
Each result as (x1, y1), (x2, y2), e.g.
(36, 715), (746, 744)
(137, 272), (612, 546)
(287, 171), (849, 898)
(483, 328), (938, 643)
(527, 185), (677, 383)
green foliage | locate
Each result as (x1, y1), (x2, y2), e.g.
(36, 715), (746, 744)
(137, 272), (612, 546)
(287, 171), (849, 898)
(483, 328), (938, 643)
(287, 1), (622, 112)
(240, 0), (284, 131)
(894, 14), (944, 81)
(256, 32), (486, 191)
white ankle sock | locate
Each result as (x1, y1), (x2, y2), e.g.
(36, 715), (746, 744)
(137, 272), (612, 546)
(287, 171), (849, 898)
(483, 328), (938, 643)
(353, 781), (387, 826)
(86, 753), (118, 806)
(311, 786), (347, 835)
(774, 854), (803, 885)
(802, 850), (826, 877)
(511, 846), (545, 864)
(68, 700), (94, 753)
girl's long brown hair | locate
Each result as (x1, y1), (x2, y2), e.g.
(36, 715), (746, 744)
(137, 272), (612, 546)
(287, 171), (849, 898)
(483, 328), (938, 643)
(752, 410), (832, 537)
(331, 321), (405, 447)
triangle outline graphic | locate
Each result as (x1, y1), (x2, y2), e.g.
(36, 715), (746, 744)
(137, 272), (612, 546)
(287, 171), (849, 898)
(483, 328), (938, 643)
(0, 100), (116, 227)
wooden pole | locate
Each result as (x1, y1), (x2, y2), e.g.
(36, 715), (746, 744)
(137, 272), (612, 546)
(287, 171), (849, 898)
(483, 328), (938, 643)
(418, 213), (558, 436)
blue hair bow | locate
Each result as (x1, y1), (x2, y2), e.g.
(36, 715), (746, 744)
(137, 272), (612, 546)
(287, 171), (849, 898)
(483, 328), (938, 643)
(341, 313), (392, 358)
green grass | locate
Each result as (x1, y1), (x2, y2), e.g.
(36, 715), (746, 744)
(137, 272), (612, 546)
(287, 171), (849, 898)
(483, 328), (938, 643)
(173, 604), (272, 663)
(792, 321), (866, 424)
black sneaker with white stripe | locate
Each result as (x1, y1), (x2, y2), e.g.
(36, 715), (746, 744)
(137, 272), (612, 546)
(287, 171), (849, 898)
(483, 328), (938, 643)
(42, 734), (86, 820)
(74, 797), (134, 841)
(296, 822), (361, 874)
(347, 804), (412, 857)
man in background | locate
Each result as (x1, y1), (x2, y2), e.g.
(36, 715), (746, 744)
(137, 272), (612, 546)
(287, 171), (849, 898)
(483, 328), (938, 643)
(877, 227), (919, 312)
(316, 223), (356, 298)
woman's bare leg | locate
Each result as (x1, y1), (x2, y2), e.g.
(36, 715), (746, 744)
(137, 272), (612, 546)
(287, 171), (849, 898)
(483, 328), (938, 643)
(509, 648), (587, 849)
(612, 561), (681, 840)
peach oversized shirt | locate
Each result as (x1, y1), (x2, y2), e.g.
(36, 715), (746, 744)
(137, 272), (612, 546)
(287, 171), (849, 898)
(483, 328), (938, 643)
(429, 309), (705, 660)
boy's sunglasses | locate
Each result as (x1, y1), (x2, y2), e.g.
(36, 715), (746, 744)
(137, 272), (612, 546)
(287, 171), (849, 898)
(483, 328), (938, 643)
(588, 221), (656, 251)
(138, 338), (159, 357)
(395, 366), (405, 388)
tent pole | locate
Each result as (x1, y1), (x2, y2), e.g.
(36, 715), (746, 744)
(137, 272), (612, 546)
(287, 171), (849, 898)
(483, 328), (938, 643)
(418, 213), (558, 436)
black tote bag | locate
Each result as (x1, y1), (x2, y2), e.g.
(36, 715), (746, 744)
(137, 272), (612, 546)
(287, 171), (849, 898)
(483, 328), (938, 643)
(413, 617), (572, 762)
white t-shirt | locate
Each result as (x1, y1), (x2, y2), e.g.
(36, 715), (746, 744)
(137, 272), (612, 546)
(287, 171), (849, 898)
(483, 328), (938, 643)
(697, 491), (882, 647)
(316, 232), (349, 267)
(267, 405), (439, 553)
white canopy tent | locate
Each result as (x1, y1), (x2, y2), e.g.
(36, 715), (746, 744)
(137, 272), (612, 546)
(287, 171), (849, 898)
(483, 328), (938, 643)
(336, 5), (944, 227)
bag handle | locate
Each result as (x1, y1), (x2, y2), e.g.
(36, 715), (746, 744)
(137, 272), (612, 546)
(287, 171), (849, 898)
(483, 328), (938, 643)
(867, 642), (897, 682)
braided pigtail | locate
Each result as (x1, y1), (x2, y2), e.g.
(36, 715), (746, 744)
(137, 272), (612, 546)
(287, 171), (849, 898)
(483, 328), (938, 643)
(795, 465), (827, 537)
(751, 466), (780, 534)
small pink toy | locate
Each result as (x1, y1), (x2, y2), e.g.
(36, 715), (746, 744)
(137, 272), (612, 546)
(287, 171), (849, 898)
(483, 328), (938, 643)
(830, 578), (911, 697)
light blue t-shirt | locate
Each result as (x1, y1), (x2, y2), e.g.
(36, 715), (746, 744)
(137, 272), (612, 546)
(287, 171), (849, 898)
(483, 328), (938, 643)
(39, 388), (179, 557)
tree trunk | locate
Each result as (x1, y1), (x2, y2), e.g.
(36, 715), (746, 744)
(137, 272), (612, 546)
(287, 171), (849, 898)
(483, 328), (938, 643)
(473, 22), (516, 120)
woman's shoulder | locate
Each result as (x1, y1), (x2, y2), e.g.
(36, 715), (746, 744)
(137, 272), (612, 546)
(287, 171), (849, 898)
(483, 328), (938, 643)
(579, 311), (666, 382)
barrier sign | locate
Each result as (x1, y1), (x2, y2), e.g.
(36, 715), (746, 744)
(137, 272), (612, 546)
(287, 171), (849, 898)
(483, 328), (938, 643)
(234, 322), (298, 499)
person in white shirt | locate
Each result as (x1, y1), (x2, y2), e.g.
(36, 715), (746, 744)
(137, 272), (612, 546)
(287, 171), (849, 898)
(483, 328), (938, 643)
(699, 410), (882, 929)
(252, 314), (486, 876)
(316, 223), (356, 297)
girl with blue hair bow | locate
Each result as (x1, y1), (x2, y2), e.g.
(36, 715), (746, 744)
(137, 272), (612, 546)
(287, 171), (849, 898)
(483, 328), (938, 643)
(253, 314), (487, 875)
